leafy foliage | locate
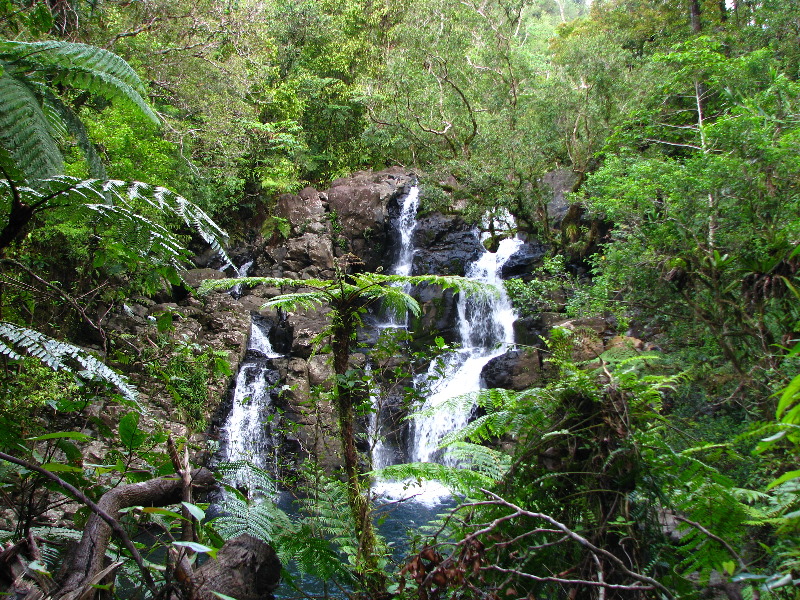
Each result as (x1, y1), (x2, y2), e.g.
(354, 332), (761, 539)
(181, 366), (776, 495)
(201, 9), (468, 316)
(0, 322), (137, 403)
(0, 40), (156, 182)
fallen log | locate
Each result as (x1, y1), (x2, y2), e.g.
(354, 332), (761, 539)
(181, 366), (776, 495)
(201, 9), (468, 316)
(57, 467), (217, 598)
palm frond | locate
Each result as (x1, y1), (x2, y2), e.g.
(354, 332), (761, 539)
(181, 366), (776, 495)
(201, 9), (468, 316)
(0, 322), (138, 404)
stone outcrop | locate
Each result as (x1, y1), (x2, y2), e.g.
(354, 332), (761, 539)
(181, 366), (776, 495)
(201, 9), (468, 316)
(481, 349), (544, 391)
(501, 238), (548, 280)
(542, 168), (580, 226)
(411, 214), (483, 276)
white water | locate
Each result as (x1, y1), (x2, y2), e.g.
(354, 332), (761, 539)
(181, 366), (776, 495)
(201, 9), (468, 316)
(402, 236), (521, 504)
(371, 191), (522, 505)
(368, 186), (422, 472)
(382, 185), (420, 328)
(223, 320), (283, 489)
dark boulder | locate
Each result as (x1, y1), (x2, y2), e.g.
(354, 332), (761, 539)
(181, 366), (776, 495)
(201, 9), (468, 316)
(481, 349), (544, 391)
(411, 214), (483, 276)
(501, 240), (548, 279)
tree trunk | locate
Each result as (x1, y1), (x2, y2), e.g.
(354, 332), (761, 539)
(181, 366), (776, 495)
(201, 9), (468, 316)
(191, 535), (281, 600)
(331, 314), (385, 596)
(689, 0), (702, 32)
(57, 469), (216, 597)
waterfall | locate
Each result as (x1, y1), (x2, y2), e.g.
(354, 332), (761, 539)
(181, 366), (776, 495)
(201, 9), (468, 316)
(410, 236), (522, 466)
(370, 183), (522, 504)
(368, 185), (421, 472)
(222, 318), (283, 489)
(382, 184), (420, 328)
(230, 259), (253, 298)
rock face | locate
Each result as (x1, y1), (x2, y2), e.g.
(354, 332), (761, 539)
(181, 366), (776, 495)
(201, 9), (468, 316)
(542, 168), (580, 226)
(326, 166), (415, 272)
(411, 214), (483, 276)
(481, 349), (543, 391)
(179, 167), (587, 479)
(501, 238), (548, 280)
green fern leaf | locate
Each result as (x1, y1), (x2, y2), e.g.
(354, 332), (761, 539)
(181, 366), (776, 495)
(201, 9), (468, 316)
(0, 322), (138, 404)
(0, 73), (63, 180)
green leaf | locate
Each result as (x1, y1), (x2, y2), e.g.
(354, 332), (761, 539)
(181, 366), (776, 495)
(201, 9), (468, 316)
(41, 463), (83, 473)
(722, 561), (736, 575)
(27, 431), (91, 442)
(211, 592), (239, 600)
(182, 502), (206, 522)
(142, 507), (186, 520)
(173, 540), (218, 559)
(766, 469), (800, 490)
(119, 411), (147, 450)
(776, 373), (800, 420)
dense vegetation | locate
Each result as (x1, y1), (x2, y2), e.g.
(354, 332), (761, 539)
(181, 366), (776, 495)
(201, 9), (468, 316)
(1, 0), (799, 599)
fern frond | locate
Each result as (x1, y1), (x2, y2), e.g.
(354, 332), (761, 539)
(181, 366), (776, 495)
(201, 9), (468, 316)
(197, 277), (324, 295)
(0, 40), (156, 122)
(361, 283), (421, 318)
(0, 73), (63, 180)
(375, 461), (495, 497)
(4, 177), (228, 266)
(439, 410), (515, 446)
(214, 493), (295, 544)
(43, 90), (106, 179)
(445, 441), (511, 480)
(354, 272), (496, 300)
(262, 291), (330, 312)
(0, 322), (138, 403)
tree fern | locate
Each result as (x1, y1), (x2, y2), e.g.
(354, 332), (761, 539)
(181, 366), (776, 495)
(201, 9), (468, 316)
(2, 176), (228, 263)
(0, 73), (63, 181)
(214, 487), (295, 546)
(0, 40), (157, 182)
(0, 322), (138, 404)
(375, 461), (496, 498)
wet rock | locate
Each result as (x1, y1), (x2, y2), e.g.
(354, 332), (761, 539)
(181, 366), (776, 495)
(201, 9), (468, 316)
(277, 187), (327, 235)
(286, 307), (330, 359)
(411, 214), (483, 276)
(308, 354), (334, 389)
(181, 268), (227, 289)
(501, 240), (548, 279)
(481, 349), (544, 391)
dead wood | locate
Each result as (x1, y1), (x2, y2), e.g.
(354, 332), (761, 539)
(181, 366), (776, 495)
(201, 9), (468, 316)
(57, 468), (216, 598)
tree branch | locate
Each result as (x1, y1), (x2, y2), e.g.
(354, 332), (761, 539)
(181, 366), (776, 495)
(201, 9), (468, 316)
(0, 450), (158, 595)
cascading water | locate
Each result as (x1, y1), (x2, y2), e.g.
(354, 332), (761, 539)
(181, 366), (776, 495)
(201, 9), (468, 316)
(369, 184), (421, 471)
(410, 236), (522, 467)
(382, 184), (420, 328)
(371, 183), (522, 504)
(222, 318), (283, 489)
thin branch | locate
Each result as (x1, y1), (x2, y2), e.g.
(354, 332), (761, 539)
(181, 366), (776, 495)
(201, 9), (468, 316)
(674, 515), (746, 570)
(476, 489), (675, 599)
(486, 565), (654, 591)
(0, 450), (158, 594)
(644, 138), (703, 151)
